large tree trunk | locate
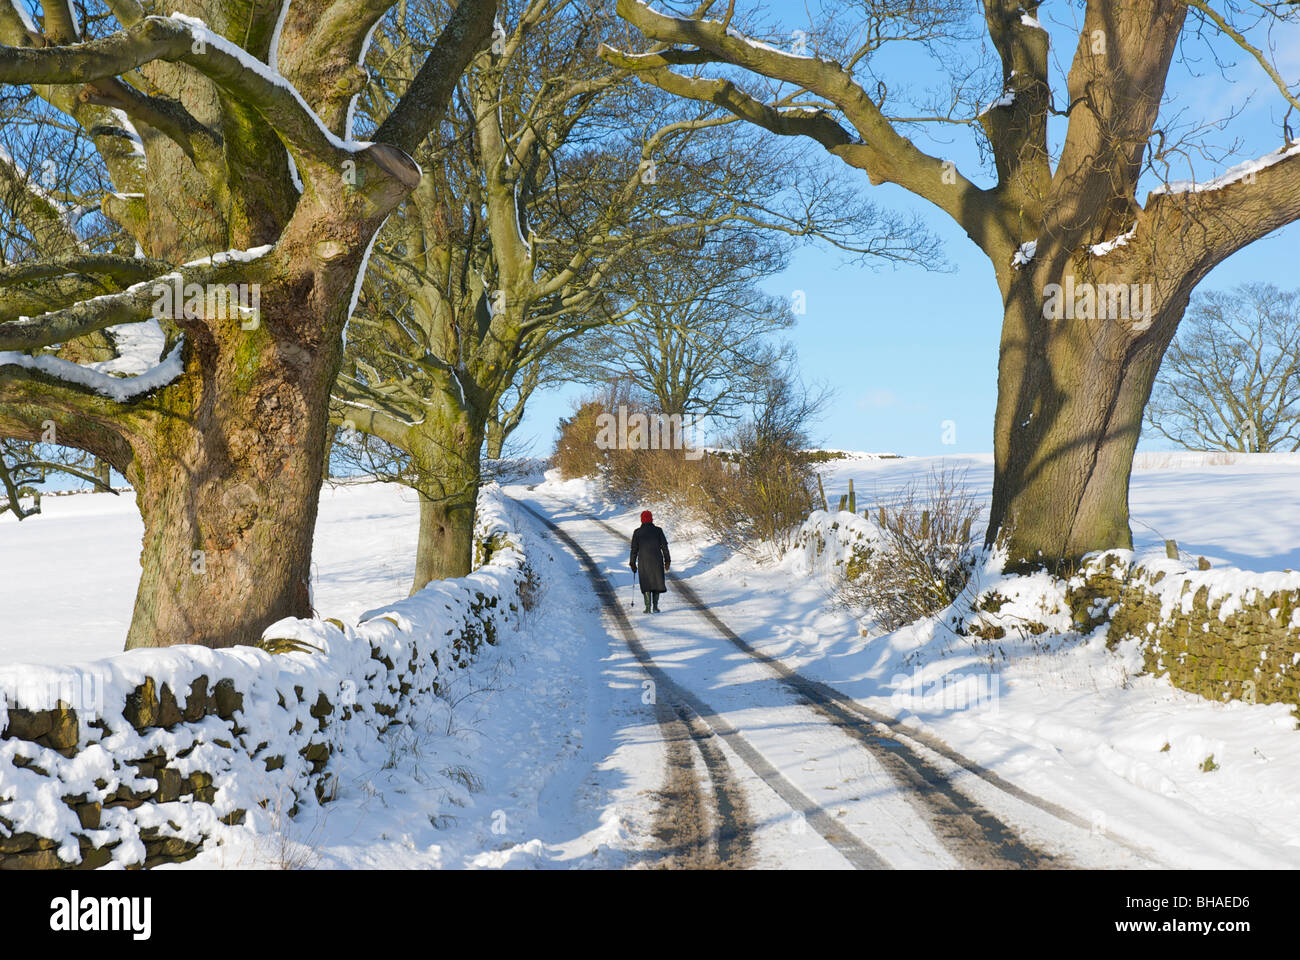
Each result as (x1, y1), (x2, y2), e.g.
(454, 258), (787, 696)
(412, 487), (477, 590)
(126, 430), (323, 648)
(123, 275), (345, 649)
(409, 404), (487, 592)
(0, 0), (487, 651)
(988, 265), (1181, 571)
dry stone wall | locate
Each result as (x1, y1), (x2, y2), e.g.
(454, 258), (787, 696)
(0, 489), (531, 869)
(1067, 552), (1300, 710)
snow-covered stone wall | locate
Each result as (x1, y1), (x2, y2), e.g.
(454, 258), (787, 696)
(0, 485), (532, 869)
(788, 511), (1300, 713)
(787, 509), (884, 582)
(1067, 552), (1300, 711)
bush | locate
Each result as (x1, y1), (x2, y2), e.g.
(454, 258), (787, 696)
(836, 467), (982, 631)
(692, 446), (817, 553)
(693, 373), (824, 552)
(552, 399), (609, 481)
(551, 373), (824, 556)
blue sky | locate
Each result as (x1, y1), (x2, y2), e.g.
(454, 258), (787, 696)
(512, 1), (1300, 458)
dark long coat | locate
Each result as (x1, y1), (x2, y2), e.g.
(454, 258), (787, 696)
(630, 522), (671, 594)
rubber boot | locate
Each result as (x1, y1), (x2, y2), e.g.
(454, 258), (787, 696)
(643, 592), (652, 613)
(652, 594), (660, 613)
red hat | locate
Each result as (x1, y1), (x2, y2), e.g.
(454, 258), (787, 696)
(641, 510), (653, 523)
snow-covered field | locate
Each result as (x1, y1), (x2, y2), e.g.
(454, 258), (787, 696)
(814, 451), (1300, 572)
(0, 481), (427, 666)
(9, 451), (1297, 668)
(3, 452), (1300, 868)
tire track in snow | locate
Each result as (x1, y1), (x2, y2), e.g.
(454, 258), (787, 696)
(649, 558), (1161, 864)
(517, 494), (894, 868)
(571, 507), (1078, 869)
(512, 499), (752, 868)
(516, 497), (890, 870)
(664, 570), (1061, 869)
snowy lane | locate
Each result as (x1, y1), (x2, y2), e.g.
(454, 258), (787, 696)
(512, 498), (758, 868)
(512, 488), (1120, 869)
(515, 496), (903, 868)
(178, 488), (675, 870)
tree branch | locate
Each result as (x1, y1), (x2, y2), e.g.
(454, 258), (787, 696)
(373, 0), (498, 155)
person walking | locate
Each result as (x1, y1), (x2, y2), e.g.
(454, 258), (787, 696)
(630, 509), (670, 613)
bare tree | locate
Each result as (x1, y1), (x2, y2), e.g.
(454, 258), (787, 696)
(332, 0), (936, 589)
(724, 360), (831, 459)
(0, 0), (496, 648)
(1146, 284), (1300, 452)
(602, 0), (1300, 571)
(487, 226), (797, 454)
(553, 228), (796, 421)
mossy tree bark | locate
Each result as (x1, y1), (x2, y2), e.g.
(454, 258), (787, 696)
(121, 249), (356, 648)
(0, 0), (495, 648)
(410, 406), (487, 591)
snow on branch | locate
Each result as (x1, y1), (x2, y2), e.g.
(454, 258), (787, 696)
(90, 317), (167, 376)
(722, 24), (817, 60)
(1089, 223), (1136, 257)
(979, 89), (1016, 118)
(4, 0), (38, 35)
(166, 12), (373, 155)
(1018, 9), (1044, 31)
(0, 338), (183, 401)
(0, 274), (176, 352)
(0, 14), (370, 169)
(0, 244), (273, 352)
(181, 244), (275, 268)
(1150, 139), (1300, 197)
(108, 107), (147, 163)
(0, 241), (279, 402)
